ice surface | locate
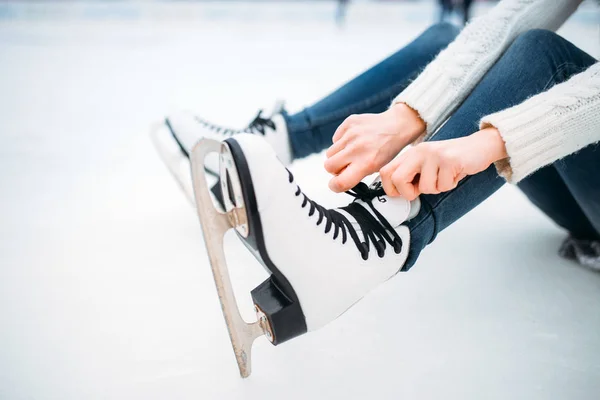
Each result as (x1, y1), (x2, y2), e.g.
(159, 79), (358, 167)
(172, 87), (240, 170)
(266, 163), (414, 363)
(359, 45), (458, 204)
(1, 2), (599, 399)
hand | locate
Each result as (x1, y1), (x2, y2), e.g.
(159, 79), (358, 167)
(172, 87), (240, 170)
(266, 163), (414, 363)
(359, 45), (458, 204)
(379, 127), (508, 200)
(324, 103), (425, 193)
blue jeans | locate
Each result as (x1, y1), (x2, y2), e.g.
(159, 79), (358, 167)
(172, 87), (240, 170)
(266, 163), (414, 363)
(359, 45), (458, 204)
(284, 24), (600, 270)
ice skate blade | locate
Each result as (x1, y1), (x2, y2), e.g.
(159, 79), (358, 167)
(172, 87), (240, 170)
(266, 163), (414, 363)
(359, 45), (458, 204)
(190, 138), (271, 378)
(150, 123), (222, 209)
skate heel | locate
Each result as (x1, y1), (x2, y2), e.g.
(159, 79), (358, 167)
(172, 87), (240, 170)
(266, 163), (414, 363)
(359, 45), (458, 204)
(252, 276), (307, 345)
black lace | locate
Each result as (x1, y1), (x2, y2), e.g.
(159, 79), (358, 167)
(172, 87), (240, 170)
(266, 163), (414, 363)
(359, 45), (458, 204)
(287, 170), (403, 261)
(195, 110), (275, 136)
(246, 111), (276, 135)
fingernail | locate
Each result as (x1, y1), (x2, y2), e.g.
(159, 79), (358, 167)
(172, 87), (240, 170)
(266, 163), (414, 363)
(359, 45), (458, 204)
(328, 180), (338, 192)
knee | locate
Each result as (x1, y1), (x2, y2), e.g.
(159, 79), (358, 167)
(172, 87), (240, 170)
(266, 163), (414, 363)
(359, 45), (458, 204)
(502, 29), (568, 73)
(511, 29), (564, 54)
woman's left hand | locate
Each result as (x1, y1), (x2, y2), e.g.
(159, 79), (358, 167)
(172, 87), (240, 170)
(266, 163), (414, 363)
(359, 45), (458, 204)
(379, 127), (508, 200)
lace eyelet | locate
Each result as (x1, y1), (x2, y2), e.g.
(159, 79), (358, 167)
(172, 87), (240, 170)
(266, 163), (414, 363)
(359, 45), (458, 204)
(289, 171), (404, 261)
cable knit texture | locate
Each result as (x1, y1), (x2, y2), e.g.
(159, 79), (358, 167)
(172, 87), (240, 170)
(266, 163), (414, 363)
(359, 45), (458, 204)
(391, 0), (600, 183)
(481, 63), (600, 182)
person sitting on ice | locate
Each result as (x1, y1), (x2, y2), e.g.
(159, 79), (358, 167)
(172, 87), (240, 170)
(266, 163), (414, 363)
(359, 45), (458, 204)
(152, 0), (600, 341)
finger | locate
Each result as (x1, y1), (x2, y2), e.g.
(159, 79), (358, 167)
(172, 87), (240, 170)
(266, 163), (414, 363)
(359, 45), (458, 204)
(380, 149), (417, 197)
(331, 116), (355, 143)
(392, 169), (420, 201)
(418, 160), (439, 194)
(380, 159), (401, 197)
(456, 172), (468, 184)
(325, 134), (351, 158)
(324, 148), (352, 175)
(328, 163), (364, 193)
(391, 154), (423, 200)
(436, 164), (456, 192)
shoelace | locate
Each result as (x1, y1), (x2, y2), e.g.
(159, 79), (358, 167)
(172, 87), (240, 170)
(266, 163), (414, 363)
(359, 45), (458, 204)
(195, 110), (276, 136)
(288, 170), (403, 260)
(246, 111), (277, 135)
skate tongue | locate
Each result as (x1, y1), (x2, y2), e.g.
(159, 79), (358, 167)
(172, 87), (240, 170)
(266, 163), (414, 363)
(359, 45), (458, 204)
(266, 99), (285, 118)
(354, 194), (412, 228)
(357, 178), (413, 227)
(337, 179), (413, 240)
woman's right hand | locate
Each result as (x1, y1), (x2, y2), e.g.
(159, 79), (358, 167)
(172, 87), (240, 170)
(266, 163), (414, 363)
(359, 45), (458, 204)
(324, 103), (426, 192)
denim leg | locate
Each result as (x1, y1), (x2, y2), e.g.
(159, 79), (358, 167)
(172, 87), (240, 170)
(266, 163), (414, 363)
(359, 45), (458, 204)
(403, 30), (598, 271)
(515, 36), (599, 240)
(285, 22), (461, 159)
(518, 163), (600, 241)
(553, 144), (600, 239)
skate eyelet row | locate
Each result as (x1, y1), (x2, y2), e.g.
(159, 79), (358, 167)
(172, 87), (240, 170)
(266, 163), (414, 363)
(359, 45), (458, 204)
(194, 110), (276, 138)
(285, 169), (404, 261)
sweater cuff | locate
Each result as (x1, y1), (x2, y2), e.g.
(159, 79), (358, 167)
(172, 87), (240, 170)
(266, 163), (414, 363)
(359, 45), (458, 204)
(392, 65), (457, 138)
(480, 105), (562, 184)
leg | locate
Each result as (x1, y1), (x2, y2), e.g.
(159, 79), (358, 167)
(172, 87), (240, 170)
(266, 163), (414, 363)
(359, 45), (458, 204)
(403, 30), (598, 270)
(518, 149), (600, 270)
(504, 31), (600, 240)
(518, 165), (600, 241)
(285, 22), (460, 159)
(553, 146), (600, 239)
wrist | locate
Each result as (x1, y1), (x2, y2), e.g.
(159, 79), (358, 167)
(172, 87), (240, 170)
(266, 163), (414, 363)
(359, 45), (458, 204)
(389, 102), (426, 142)
(477, 126), (508, 164)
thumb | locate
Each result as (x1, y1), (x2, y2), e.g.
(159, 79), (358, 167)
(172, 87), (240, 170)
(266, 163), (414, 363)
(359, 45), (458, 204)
(328, 164), (363, 193)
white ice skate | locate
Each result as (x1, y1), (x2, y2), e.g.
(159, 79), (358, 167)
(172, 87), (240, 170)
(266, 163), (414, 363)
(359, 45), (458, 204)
(150, 101), (290, 206)
(190, 134), (419, 378)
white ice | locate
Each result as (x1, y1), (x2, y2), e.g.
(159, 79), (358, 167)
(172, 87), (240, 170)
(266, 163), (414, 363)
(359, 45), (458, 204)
(1, 1), (599, 399)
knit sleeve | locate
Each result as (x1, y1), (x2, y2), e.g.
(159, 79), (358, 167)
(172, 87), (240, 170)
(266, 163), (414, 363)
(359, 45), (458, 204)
(392, 0), (582, 140)
(480, 62), (600, 183)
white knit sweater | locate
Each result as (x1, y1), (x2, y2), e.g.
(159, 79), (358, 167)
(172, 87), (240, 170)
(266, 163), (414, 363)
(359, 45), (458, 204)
(393, 0), (600, 183)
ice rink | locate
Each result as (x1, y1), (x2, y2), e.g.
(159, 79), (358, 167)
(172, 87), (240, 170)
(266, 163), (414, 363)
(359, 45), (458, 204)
(1, 1), (600, 399)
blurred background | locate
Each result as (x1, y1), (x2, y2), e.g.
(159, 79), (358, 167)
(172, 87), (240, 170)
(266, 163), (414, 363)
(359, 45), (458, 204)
(1, 1), (599, 399)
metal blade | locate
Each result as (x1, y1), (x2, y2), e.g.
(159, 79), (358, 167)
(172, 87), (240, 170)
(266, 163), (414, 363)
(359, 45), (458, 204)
(150, 124), (195, 205)
(190, 138), (265, 378)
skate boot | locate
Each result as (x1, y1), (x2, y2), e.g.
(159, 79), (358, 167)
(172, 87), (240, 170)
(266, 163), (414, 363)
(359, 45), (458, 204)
(150, 101), (290, 206)
(190, 134), (419, 377)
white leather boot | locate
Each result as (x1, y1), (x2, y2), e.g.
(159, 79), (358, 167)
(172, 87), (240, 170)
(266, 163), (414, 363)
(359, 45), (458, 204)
(218, 133), (419, 341)
(151, 102), (290, 205)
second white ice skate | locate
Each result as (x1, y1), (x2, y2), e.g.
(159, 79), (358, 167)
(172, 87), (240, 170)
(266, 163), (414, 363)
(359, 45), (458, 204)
(150, 102), (290, 206)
